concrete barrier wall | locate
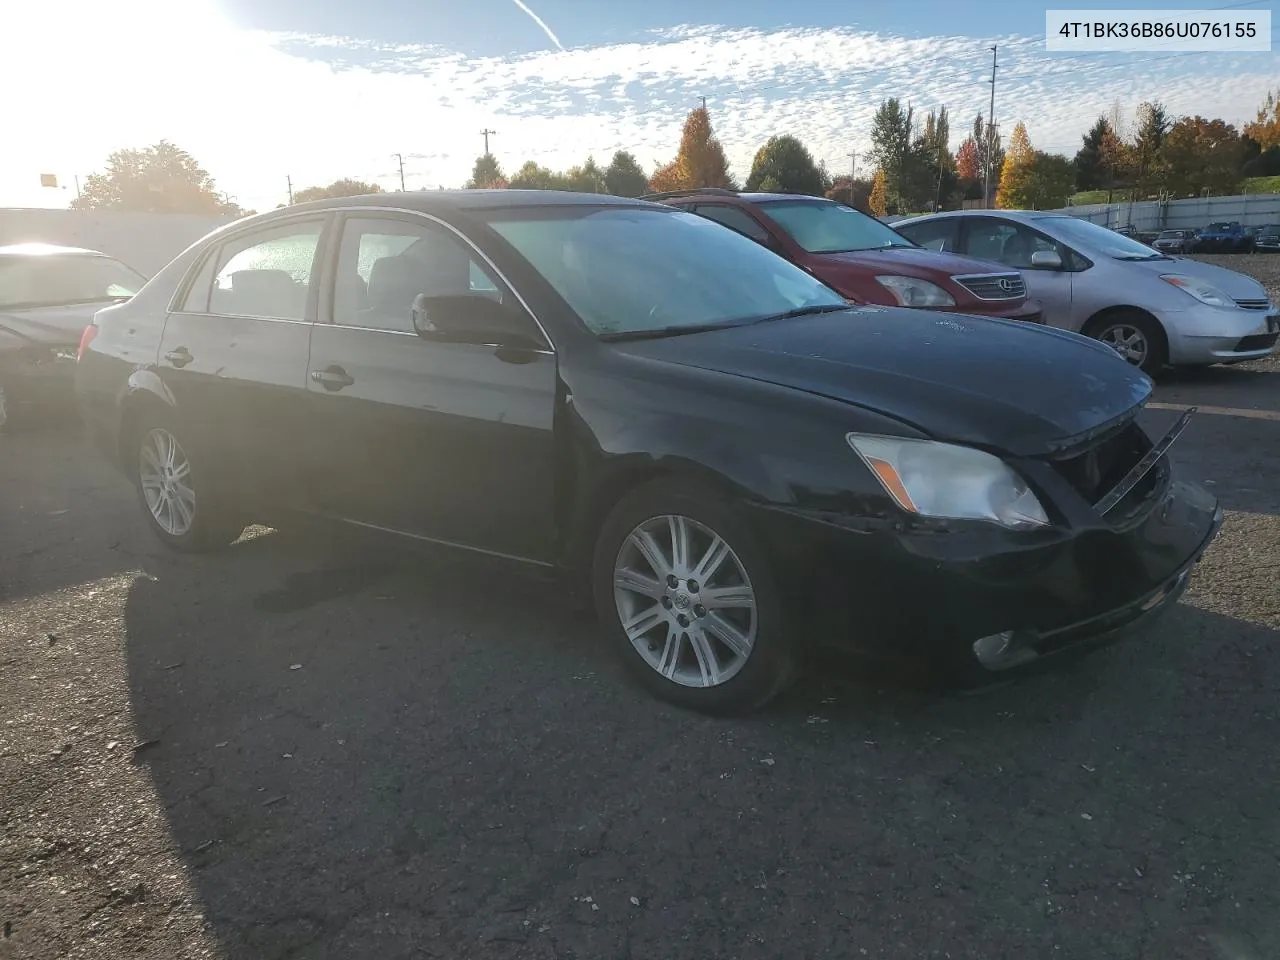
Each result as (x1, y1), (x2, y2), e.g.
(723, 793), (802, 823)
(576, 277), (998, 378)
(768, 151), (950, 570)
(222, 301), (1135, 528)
(0, 209), (236, 277)
(1052, 194), (1280, 232)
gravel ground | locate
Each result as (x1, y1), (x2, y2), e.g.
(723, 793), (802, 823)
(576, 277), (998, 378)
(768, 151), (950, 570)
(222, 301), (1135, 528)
(1, 257), (1278, 960)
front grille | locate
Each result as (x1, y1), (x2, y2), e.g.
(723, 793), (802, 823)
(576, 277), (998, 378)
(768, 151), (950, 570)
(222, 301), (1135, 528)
(1233, 298), (1271, 310)
(1051, 421), (1151, 505)
(953, 274), (1026, 301)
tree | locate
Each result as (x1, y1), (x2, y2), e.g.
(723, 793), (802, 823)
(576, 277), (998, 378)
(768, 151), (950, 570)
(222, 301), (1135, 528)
(1074, 116), (1112, 191)
(1162, 116), (1246, 196)
(1244, 89), (1280, 151)
(1098, 126), (1132, 201)
(292, 178), (383, 203)
(955, 138), (981, 181)
(647, 160), (685, 193)
(466, 153), (506, 189)
(509, 161), (569, 191)
(604, 151), (649, 197)
(647, 107), (736, 192)
(995, 122), (1034, 209)
(825, 176), (872, 212)
(868, 169), (888, 216)
(998, 151), (1076, 209)
(970, 112), (1004, 201)
(71, 141), (240, 215)
(1131, 101), (1171, 196)
(565, 156), (606, 193)
(869, 98), (914, 210)
(745, 135), (827, 195)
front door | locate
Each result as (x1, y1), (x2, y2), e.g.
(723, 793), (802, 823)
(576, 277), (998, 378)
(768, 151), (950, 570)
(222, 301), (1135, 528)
(960, 216), (1074, 328)
(156, 216), (326, 504)
(305, 212), (558, 562)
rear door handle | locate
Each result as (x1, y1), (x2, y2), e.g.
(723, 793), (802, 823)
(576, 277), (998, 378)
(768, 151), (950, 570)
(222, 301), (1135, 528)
(310, 366), (355, 391)
(163, 347), (193, 368)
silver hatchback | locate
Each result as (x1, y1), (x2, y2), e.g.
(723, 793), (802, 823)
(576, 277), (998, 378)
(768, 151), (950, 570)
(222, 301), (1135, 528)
(894, 210), (1278, 375)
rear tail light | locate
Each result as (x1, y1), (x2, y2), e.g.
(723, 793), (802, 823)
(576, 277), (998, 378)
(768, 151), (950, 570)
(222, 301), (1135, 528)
(77, 324), (98, 361)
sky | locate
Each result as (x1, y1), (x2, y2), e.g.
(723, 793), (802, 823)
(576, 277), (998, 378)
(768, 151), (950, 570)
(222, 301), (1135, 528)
(3, 0), (1277, 213)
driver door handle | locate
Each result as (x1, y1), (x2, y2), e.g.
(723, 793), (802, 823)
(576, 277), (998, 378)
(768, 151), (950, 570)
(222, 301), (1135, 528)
(163, 347), (193, 368)
(310, 365), (355, 391)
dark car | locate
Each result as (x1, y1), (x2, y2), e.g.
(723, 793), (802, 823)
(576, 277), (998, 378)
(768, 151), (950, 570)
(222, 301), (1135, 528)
(1193, 222), (1252, 254)
(1152, 229), (1195, 254)
(0, 243), (146, 429)
(1256, 224), (1280, 253)
(76, 191), (1222, 714)
(646, 189), (1044, 323)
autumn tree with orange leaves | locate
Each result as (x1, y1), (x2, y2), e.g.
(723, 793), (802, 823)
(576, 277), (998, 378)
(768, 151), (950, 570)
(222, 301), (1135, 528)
(647, 107), (737, 192)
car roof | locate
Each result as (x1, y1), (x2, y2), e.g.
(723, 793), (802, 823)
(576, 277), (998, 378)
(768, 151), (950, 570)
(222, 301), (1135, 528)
(894, 209), (1073, 227)
(273, 189), (654, 217)
(651, 191), (834, 205)
(0, 242), (109, 258)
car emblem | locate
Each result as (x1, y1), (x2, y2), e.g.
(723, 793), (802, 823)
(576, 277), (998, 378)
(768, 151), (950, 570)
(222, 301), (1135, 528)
(673, 593), (692, 611)
(999, 278), (1014, 292)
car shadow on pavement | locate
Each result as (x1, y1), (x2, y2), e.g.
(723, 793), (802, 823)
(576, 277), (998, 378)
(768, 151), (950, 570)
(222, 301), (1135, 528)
(119, 527), (1280, 960)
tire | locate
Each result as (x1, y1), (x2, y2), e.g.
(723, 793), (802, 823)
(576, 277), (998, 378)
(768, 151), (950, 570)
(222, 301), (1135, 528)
(1088, 311), (1167, 377)
(129, 411), (246, 552)
(591, 478), (796, 715)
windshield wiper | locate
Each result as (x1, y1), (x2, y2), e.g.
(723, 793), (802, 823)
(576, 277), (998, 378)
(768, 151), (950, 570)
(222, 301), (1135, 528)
(597, 319), (749, 342)
(751, 303), (850, 323)
(1114, 253), (1168, 261)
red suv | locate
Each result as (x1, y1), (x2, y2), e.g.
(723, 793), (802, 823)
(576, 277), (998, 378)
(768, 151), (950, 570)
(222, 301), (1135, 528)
(649, 189), (1043, 323)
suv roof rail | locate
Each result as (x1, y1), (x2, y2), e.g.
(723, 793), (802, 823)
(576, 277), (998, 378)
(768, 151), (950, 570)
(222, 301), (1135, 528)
(640, 187), (739, 201)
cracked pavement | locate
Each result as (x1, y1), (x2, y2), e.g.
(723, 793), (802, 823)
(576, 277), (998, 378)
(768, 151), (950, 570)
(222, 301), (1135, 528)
(2, 311), (1279, 958)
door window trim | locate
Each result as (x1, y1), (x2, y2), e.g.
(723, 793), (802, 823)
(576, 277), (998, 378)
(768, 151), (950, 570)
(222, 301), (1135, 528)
(168, 212), (333, 324)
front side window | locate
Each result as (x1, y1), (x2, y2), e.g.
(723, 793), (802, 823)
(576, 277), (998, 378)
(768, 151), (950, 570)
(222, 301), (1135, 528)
(896, 218), (958, 252)
(0, 254), (145, 310)
(483, 206), (846, 338)
(332, 217), (507, 333)
(203, 221), (324, 320)
(756, 199), (915, 254)
(693, 204), (771, 244)
(964, 219), (1062, 269)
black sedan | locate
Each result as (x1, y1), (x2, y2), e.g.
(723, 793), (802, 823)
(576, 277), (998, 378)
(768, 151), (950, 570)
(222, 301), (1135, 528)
(75, 191), (1223, 714)
(0, 243), (146, 430)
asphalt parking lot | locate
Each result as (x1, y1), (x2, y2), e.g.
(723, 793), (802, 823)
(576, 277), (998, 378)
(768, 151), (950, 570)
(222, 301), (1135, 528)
(3, 266), (1279, 959)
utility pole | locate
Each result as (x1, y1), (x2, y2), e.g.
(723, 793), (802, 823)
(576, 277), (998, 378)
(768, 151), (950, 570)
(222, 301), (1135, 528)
(982, 44), (998, 208)
(286, 175), (293, 205)
(480, 129), (497, 155)
(394, 153), (406, 191)
(935, 143), (946, 212)
(846, 152), (857, 204)
(698, 96), (708, 113)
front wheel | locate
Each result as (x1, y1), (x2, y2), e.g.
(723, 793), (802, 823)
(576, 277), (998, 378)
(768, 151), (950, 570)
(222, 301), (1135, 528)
(1090, 312), (1167, 377)
(592, 479), (796, 715)
(132, 415), (246, 552)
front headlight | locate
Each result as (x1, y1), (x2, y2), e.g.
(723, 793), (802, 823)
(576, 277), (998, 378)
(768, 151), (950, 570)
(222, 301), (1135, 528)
(846, 434), (1049, 530)
(1160, 274), (1234, 308)
(875, 275), (956, 308)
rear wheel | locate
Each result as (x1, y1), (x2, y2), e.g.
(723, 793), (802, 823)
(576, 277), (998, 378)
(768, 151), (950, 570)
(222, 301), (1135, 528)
(1089, 311), (1167, 377)
(592, 479), (796, 715)
(131, 413), (246, 552)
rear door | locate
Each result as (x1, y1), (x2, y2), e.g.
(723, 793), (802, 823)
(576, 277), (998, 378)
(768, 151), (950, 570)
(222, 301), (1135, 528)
(304, 211), (558, 562)
(958, 216), (1075, 328)
(157, 216), (327, 504)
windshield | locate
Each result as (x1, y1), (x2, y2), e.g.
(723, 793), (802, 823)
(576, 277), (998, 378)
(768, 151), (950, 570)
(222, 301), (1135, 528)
(1158, 231), (1182, 239)
(756, 199), (915, 254)
(1036, 216), (1164, 260)
(0, 254), (146, 309)
(1207, 222), (1234, 231)
(483, 206), (846, 338)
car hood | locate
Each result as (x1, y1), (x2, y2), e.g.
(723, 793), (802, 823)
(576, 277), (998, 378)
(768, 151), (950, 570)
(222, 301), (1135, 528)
(0, 301), (106, 347)
(815, 246), (1016, 278)
(614, 307), (1152, 458)
(1121, 256), (1268, 300)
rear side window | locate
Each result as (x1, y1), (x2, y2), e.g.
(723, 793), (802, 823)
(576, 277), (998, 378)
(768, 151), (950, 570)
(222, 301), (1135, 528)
(693, 204), (771, 244)
(181, 220), (324, 321)
(897, 218), (958, 252)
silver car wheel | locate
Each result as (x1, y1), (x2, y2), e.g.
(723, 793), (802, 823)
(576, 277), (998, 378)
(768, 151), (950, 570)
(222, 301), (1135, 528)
(139, 427), (197, 537)
(613, 514), (758, 688)
(1098, 323), (1149, 366)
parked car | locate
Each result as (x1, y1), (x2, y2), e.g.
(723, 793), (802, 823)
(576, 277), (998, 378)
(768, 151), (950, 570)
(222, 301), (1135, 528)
(1193, 221), (1252, 253)
(893, 210), (1278, 375)
(1255, 224), (1280, 252)
(1152, 229), (1196, 254)
(0, 243), (146, 430)
(77, 191), (1223, 714)
(645, 189), (1044, 323)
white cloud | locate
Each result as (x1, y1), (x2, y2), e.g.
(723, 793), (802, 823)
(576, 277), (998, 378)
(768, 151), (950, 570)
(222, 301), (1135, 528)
(1, 0), (1275, 212)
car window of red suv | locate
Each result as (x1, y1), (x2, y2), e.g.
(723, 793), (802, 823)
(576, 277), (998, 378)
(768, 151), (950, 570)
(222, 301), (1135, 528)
(757, 199), (915, 254)
(691, 204), (773, 246)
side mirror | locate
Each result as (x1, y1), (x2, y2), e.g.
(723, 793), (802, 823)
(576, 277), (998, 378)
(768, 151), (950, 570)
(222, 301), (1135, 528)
(411, 294), (543, 349)
(1030, 250), (1063, 270)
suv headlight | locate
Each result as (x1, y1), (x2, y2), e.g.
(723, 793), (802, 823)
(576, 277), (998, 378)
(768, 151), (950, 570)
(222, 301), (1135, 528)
(846, 434), (1049, 530)
(1160, 274), (1234, 308)
(875, 275), (956, 308)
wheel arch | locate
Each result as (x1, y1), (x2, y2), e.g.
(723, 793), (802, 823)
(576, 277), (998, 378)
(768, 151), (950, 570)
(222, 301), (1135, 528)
(115, 373), (177, 473)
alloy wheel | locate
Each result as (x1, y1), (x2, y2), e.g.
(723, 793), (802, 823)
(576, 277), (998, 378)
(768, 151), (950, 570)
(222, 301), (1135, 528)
(139, 427), (197, 537)
(613, 514), (758, 688)
(1098, 323), (1149, 366)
